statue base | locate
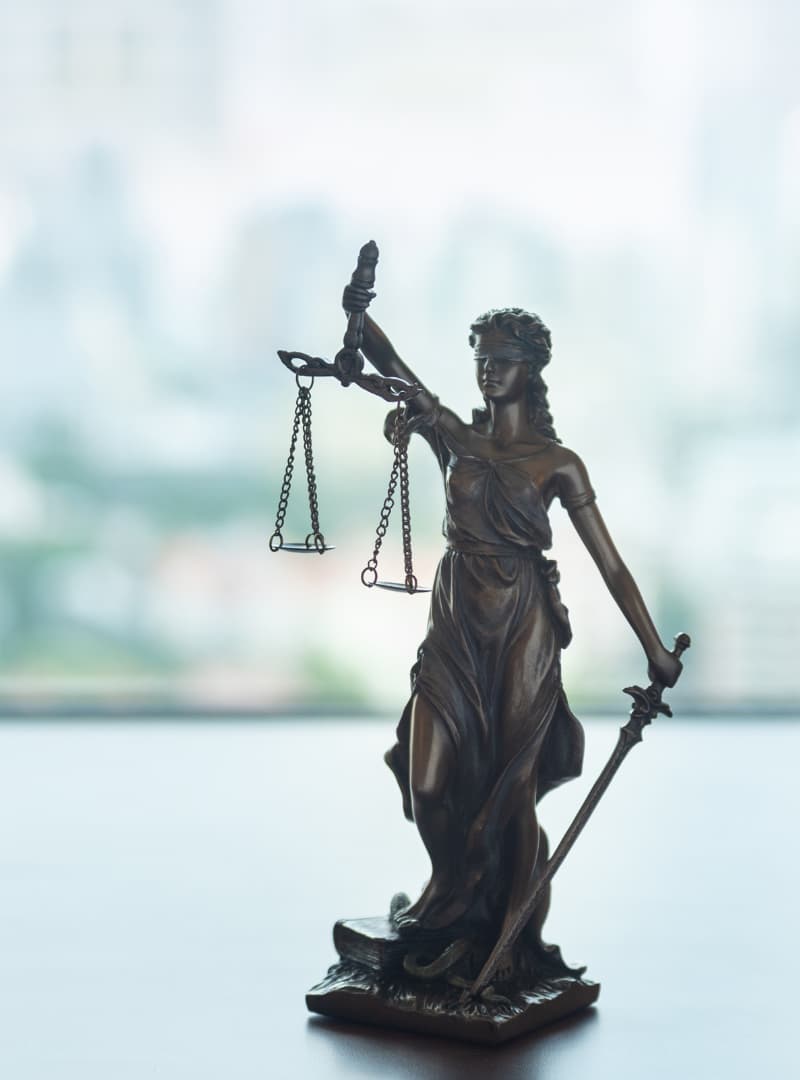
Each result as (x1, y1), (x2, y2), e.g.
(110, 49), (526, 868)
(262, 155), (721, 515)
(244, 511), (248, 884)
(306, 914), (599, 1045)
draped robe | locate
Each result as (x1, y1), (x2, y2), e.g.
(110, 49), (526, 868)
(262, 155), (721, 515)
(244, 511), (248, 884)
(385, 420), (594, 965)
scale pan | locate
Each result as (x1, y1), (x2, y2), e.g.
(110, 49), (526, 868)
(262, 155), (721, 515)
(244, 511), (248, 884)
(375, 581), (431, 594)
(280, 542), (335, 553)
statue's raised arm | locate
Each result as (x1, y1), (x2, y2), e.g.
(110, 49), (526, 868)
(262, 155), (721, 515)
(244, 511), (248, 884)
(342, 281), (472, 446)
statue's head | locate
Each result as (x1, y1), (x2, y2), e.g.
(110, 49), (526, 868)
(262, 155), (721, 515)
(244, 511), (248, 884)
(469, 308), (558, 441)
(469, 308), (552, 371)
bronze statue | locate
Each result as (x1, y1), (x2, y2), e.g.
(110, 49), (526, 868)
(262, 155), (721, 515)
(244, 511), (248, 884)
(276, 243), (688, 1043)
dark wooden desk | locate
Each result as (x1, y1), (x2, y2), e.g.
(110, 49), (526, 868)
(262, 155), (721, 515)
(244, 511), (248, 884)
(0, 717), (797, 1078)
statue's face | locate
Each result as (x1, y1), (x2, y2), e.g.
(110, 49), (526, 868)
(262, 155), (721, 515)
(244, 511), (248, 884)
(473, 334), (529, 403)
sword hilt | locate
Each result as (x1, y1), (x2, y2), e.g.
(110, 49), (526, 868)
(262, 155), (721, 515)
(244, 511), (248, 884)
(673, 632), (691, 659)
(623, 632), (691, 740)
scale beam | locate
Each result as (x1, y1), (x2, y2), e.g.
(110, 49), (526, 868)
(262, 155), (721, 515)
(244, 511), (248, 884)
(278, 350), (421, 402)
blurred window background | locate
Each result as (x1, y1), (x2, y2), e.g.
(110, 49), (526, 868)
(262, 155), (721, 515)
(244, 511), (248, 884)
(0, 0), (797, 716)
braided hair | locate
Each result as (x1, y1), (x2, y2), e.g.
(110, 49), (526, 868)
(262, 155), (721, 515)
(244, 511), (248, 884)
(469, 308), (560, 443)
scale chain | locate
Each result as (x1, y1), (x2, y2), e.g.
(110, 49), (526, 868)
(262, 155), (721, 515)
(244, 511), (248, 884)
(301, 387), (325, 551)
(360, 403), (418, 593)
(269, 381), (325, 553)
(269, 385), (304, 551)
(361, 425), (400, 587)
(396, 408), (417, 592)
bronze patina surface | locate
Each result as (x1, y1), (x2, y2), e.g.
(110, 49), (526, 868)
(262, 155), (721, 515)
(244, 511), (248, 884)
(274, 242), (687, 1043)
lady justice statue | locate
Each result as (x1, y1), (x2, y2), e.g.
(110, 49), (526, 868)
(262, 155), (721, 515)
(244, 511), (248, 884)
(289, 243), (687, 1043)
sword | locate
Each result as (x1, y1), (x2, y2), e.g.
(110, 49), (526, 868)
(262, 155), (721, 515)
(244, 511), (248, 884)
(467, 632), (691, 1001)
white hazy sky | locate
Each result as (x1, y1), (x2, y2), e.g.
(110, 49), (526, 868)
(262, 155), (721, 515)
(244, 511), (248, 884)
(0, 0), (797, 705)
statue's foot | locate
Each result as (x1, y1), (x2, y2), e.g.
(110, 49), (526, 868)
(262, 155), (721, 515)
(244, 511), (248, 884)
(409, 863), (485, 930)
(417, 894), (470, 929)
(392, 907), (457, 941)
(393, 878), (465, 935)
(392, 909), (422, 934)
(395, 856), (494, 932)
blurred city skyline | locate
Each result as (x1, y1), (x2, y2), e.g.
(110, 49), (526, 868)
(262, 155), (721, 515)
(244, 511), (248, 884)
(0, 0), (797, 712)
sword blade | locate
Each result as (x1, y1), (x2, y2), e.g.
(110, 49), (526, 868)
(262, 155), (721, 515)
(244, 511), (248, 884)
(468, 632), (690, 1000)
